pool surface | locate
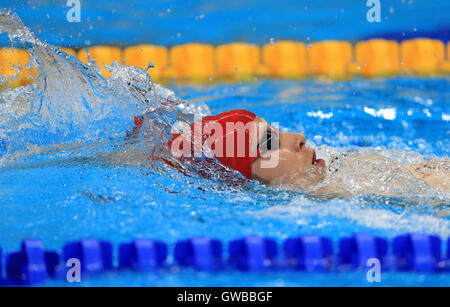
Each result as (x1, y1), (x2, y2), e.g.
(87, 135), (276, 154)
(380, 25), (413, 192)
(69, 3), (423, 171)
(2, 0), (450, 47)
(1, 77), (450, 286)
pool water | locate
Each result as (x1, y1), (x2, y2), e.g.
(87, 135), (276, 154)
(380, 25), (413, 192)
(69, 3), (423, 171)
(2, 0), (450, 46)
(0, 12), (449, 286)
(2, 77), (449, 286)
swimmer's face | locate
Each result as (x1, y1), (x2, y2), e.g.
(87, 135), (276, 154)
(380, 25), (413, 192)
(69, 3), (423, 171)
(251, 117), (326, 188)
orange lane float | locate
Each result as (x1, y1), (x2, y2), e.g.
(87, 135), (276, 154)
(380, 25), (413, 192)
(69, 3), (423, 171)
(124, 44), (168, 82)
(0, 48), (36, 89)
(59, 47), (77, 56)
(77, 46), (123, 78)
(216, 43), (261, 81)
(354, 39), (400, 78)
(262, 41), (308, 79)
(308, 40), (353, 80)
(1, 39), (450, 90)
(400, 38), (445, 75)
(440, 42), (450, 73)
(163, 43), (215, 82)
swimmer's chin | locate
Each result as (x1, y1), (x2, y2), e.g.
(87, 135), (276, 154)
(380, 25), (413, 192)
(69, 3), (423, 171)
(262, 180), (353, 200)
(262, 171), (326, 191)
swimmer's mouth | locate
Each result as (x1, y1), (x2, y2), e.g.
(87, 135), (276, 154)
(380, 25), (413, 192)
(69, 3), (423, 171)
(312, 150), (326, 167)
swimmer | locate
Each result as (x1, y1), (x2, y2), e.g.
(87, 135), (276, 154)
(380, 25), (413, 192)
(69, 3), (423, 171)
(129, 109), (449, 198)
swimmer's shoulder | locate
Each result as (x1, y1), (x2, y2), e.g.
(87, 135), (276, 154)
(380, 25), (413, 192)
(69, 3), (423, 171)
(405, 160), (450, 191)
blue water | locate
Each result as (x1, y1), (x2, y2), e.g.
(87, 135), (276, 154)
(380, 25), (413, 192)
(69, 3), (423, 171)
(1, 0), (449, 47)
(1, 77), (449, 286)
(0, 2), (449, 286)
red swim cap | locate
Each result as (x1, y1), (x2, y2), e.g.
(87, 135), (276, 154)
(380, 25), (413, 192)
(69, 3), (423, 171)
(169, 110), (260, 179)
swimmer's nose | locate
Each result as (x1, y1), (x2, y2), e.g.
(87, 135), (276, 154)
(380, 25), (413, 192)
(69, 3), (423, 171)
(280, 132), (306, 152)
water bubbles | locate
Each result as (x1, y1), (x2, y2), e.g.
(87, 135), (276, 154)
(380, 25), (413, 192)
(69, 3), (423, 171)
(0, 11), (209, 166)
(423, 108), (431, 118)
(194, 14), (204, 21)
(306, 37), (311, 49)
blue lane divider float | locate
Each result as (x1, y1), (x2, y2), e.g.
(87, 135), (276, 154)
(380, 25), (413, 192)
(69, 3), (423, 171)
(448, 238), (450, 265)
(175, 237), (223, 271)
(284, 235), (333, 272)
(393, 233), (442, 272)
(0, 233), (449, 286)
(338, 234), (389, 270)
(63, 239), (113, 274)
(119, 239), (167, 271)
(4, 239), (61, 285)
(229, 236), (277, 271)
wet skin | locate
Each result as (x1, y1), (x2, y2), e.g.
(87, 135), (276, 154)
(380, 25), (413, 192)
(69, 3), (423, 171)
(251, 117), (326, 188)
(250, 117), (449, 192)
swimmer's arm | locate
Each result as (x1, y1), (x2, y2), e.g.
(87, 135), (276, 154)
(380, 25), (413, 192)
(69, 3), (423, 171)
(307, 185), (355, 199)
(405, 160), (450, 191)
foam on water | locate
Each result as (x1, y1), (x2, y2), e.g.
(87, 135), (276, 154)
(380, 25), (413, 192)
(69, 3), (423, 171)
(0, 10), (208, 165)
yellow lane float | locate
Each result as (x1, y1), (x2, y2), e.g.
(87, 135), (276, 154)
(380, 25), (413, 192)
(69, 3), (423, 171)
(124, 44), (168, 82)
(440, 42), (450, 73)
(77, 46), (123, 78)
(400, 38), (445, 75)
(0, 48), (36, 89)
(164, 43), (215, 82)
(1, 38), (450, 90)
(354, 39), (400, 78)
(308, 40), (353, 80)
(262, 41), (308, 79)
(216, 43), (261, 81)
(59, 47), (77, 56)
